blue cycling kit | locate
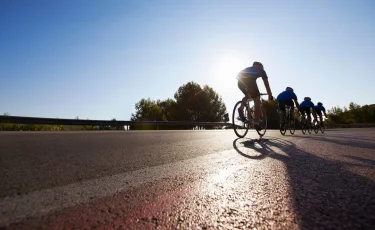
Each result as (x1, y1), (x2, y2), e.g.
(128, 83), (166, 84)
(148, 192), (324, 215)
(237, 66), (268, 81)
(314, 105), (326, 112)
(300, 100), (314, 108)
(277, 90), (297, 101)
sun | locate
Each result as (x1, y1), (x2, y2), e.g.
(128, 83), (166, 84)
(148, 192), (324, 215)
(210, 55), (246, 88)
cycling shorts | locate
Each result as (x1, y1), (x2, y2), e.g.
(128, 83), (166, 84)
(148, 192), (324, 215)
(315, 108), (322, 116)
(237, 78), (260, 99)
(278, 100), (294, 111)
(299, 107), (311, 116)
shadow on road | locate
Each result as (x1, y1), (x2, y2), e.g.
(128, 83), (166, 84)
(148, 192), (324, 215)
(232, 137), (293, 160)
(234, 136), (375, 229)
(343, 155), (375, 169)
(294, 133), (375, 151)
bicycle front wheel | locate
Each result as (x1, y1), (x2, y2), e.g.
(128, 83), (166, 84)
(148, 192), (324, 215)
(232, 101), (249, 138)
(256, 107), (267, 136)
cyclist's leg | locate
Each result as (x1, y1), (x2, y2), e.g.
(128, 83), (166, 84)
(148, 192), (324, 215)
(299, 108), (306, 123)
(306, 108), (312, 125)
(278, 100), (286, 125)
(253, 96), (261, 123)
(237, 80), (247, 106)
(316, 110), (323, 125)
(237, 81), (248, 120)
(278, 100), (286, 111)
(246, 80), (261, 122)
(288, 100), (295, 119)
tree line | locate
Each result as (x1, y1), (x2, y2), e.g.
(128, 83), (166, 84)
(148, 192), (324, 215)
(1, 81), (374, 131)
(325, 102), (375, 124)
(0, 114), (124, 131)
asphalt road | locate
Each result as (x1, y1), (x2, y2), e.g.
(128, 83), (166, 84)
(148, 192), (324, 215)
(0, 128), (374, 229)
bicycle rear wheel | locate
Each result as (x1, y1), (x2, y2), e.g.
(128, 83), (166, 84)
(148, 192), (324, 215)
(313, 120), (319, 134)
(279, 111), (287, 135)
(320, 125), (325, 133)
(232, 101), (249, 138)
(307, 123), (312, 134)
(256, 107), (267, 136)
(302, 122), (307, 134)
(289, 117), (296, 135)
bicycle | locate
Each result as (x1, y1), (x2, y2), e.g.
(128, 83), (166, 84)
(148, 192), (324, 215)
(278, 105), (296, 135)
(312, 119), (325, 134)
(232, 93), (268, 138)
(300, 114), (312, 134)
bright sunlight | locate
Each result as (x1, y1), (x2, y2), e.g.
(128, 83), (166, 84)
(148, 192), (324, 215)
(209, 54), (247, 89)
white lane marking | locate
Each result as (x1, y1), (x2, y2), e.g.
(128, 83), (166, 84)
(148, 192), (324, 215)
(0, 138), (294, 226)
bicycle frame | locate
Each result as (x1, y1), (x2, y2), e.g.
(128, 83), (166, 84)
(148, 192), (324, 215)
(300, 113), (313, 134)
(279, 104), (296, 135)
(232, 93), (268, 138)
(244, 93), (268, 125)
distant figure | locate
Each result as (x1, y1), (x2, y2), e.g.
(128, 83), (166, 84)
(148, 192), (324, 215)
(277, 87), (300, 126)
(299, 97), (317, 126)
(236, 61), (273, 130)
(314, 102), (328, 126)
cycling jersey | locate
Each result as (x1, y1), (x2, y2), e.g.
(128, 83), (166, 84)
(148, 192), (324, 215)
(300, 100), (314, 108)
(277, 90), (297, 101)
(237, 66), (268, 81)
(314, 105), (326, 112)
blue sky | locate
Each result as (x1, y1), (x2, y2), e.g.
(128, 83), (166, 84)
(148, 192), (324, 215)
(1, 0), (374, 120)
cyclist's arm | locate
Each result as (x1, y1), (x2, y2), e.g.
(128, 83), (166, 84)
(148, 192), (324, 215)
(323, 108), (328, 117)
(262, 78), (273, 99)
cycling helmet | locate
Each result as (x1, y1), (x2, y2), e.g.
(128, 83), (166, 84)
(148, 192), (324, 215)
(286, 87), (294, 91)
(304, 97), (311, 101)
(317, 102), (323, 106)
(253, 61), (263, 68)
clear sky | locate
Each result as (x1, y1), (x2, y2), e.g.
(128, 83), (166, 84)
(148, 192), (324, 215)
(1, 0), (374, 120)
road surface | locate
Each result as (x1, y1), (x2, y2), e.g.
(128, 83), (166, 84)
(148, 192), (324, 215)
(0, 129), (374, 229)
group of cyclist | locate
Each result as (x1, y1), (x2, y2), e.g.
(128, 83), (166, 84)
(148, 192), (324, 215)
(236, 61), (327, 131)
(276, 87), (327, 128)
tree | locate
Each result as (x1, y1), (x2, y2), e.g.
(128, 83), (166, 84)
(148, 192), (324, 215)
(130, 82), (228, 130)
(131, 98), (166, 122)
(157, 98), (178, 121)
(174, 82), (227, 122)
(327, 106), (346, 124)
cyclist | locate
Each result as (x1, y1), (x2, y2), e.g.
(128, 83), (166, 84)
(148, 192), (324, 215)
(314, 102), (328, 126)
(276, 87), (300, 126)
(236, 61), (273, 130)
(299, 97), (317, 126)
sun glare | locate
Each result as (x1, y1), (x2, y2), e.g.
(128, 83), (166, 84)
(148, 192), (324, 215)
(210, 55), (246, 89)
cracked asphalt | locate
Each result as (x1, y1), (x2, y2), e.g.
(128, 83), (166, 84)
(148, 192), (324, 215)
(0, 128), (374, 229)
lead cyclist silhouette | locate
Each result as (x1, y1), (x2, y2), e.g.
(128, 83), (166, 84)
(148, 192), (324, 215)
(236, 61), (273, 131)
